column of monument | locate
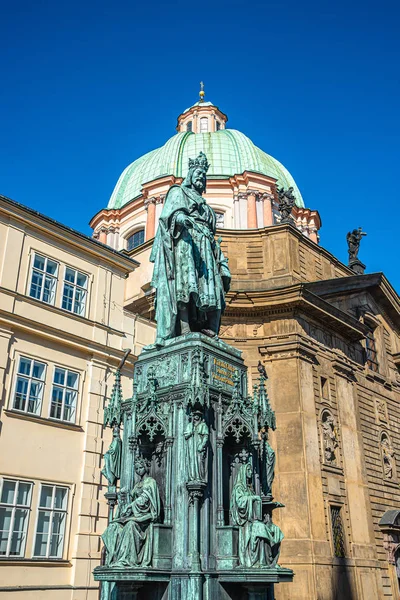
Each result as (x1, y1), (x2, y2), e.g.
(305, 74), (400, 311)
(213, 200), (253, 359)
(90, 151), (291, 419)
(94, 152), (294, 600)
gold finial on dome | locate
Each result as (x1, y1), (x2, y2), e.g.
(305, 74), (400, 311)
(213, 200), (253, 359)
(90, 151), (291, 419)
(199, 81), (205, 102)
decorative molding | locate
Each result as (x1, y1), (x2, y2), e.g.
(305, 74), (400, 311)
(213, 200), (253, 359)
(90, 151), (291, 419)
(144, 197), (157, 209)
(259, 335), (318, 364)
(332, 357), (357, 382)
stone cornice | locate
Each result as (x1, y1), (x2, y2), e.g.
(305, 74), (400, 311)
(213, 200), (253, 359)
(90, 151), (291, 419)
(124, 282), (367, 345)
(305, 272), (400, 332)
(259, 334), (318, 363)
(219, 224), (352, 275)
(0, 195), (139, 272)
(332, 356), (358, 381)
(0, 289), (138, 365)
(224, 284), (368, 341)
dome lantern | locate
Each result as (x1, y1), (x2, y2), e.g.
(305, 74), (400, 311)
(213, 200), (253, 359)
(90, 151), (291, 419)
(177, 86), (228, 134)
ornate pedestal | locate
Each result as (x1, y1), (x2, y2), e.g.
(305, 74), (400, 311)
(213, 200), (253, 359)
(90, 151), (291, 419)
(349, 258), (366, 275)
(94, 333), (294, 599)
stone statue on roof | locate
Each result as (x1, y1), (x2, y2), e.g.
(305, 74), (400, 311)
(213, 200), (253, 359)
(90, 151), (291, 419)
(346, 227), (367, 262)
(276, 186), (296, 223)
(150, 152), (231, 346)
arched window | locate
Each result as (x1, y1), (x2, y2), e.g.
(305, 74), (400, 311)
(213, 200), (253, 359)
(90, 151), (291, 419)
(216, 121), (221, 131)
(186, 121), (192, 132)
(200, 117), (208, 133)
(126, 229), (145, 251)
(215, 211), (225, 228)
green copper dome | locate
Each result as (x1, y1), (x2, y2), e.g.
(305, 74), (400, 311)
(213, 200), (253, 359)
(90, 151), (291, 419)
(107, 130), (305, 210)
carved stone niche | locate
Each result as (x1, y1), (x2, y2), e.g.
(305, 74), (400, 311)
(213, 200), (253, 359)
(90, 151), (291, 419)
(381, 431), (397, 482)
(320, 409), (340, 468)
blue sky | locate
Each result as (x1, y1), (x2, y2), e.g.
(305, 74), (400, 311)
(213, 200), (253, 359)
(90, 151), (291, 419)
(1, 0), (399, 290)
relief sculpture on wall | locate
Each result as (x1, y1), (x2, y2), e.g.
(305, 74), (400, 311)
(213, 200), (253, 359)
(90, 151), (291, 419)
(381, 433), (395, 480)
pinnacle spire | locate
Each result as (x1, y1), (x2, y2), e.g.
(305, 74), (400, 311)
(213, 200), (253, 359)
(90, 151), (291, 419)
(199, 81), (205, 103)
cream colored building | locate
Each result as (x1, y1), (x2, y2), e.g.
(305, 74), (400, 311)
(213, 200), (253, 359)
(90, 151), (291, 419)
(0, 194), (154, 598)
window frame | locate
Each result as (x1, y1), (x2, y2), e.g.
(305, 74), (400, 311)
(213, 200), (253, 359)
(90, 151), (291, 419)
(49, 365), (80, 424)
(329, 504), (347, 558)
(32, 484), (68, 559)
(200, 117), (208, 133)
(214, 211), (225, 229)
(126, 228), (145, 251)
(365, 328), (379, 372)
(12, 356), (47, 416)
(28, 252), (59, 306)
(320, 376), (330, 401)
(0, 478), (33, 558)
(61, 265), (89, 317)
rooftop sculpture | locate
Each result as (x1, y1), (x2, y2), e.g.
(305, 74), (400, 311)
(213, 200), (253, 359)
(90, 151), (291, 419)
(347, 227), (367, 275)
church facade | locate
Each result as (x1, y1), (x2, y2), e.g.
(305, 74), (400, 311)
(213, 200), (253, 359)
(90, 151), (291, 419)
(1, 94), (400, 600)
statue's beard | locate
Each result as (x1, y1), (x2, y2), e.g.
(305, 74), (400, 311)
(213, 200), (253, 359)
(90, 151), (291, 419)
(193, 179), (205, 194)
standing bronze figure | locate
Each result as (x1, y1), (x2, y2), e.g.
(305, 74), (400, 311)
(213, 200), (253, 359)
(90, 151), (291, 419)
(150, 152), (231, 346)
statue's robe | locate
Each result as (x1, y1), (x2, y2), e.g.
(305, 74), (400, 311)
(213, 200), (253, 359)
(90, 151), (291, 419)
(102, 476), (160, 567)
(150, 184), (230, 344)
(101, 435), (122, 486)
(230, 465), (283, 568)
(184, 420), (209, 481)
(261, 439), (275, 499)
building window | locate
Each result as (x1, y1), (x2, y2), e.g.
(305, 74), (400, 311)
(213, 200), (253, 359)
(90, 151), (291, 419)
(330, 506), (346, 558)
(365, 329), (379, 372)
(186, 121), (192, 132)
(127, 229), (145, 251)
(200, 117), (208, 133)
(216, 121), (221, 131)
(13, 356), (46, 415)
(50, 367), (79, 423)
(320, 376), (330, 401)
(29, 253), (58, 305)
(33, 485), (68, 559)
(215, 212), (225, 228)
(61, 267), (88, 316)
(0, 479), (32, 557)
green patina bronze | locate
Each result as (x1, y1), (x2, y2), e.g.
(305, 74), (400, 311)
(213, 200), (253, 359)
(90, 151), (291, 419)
(102, 457), (160, 568)
(184, 409), (209, 483)
(150, 151), (230, 345)
(101, 425), (122, 487)
(94, 154), (293, 599)
(231, 463), (283, 568)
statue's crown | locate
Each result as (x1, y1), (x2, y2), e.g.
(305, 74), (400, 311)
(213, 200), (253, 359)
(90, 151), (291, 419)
(136, 455), (150, 469)
(188, 151), (210, 173)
